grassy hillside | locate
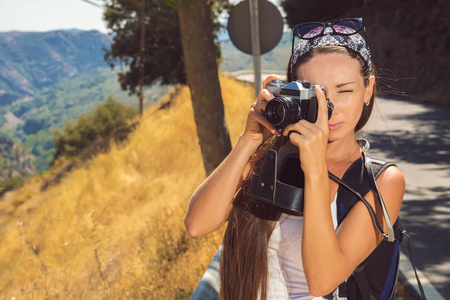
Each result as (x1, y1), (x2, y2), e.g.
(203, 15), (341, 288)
(0, 76), (255, 299)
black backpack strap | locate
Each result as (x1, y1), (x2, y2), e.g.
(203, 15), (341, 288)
(364, 152), (396, 242)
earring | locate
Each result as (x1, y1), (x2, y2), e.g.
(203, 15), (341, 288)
(365, 100), (370, 106)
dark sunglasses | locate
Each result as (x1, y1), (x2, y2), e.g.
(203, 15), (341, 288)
(291, 18), (364, 53)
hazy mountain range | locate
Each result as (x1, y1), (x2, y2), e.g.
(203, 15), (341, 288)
(0, 30), (171, 176)
(0, 30), (110, 103)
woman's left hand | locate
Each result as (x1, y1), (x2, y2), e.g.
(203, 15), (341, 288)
(283, 86), (329, 175)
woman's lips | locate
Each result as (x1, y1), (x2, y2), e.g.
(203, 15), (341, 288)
(329, 122), (343, 131)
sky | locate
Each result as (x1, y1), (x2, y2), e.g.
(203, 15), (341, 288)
(0, 0), (109, 33)
(0, 0), (283, 34)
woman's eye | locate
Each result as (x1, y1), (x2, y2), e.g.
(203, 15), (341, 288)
(338, 90), (353, 93)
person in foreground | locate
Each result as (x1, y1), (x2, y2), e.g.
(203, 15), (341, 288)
(185, 18), (405, 300)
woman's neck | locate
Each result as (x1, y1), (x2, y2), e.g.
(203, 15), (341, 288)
(326, 134), (360, 164)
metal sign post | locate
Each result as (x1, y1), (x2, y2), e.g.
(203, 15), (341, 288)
(249, 0), (261, 96)
(227, 0), (283, 95)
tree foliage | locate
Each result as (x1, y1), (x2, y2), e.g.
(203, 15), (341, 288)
(53, 95), (138, 161)
(103, 0), (184, 94)
(103, 0), (232, 95)
(23, 118), (50, 135)
(280, 0), (364, 27)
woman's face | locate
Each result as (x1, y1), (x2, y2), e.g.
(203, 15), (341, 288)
(296, 52), (374, 143)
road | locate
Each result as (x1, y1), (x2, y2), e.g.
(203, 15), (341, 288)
(236, 73), (449, 299)
(365, 97), (449, 299)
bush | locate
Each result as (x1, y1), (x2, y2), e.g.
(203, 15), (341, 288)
(23, 118), (50, 134)
(0, 177), (25, 197)
(53, 95), (138, 160)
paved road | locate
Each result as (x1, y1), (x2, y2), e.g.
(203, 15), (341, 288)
(364, 97), (449, 299)
(236, 73), (449, 299)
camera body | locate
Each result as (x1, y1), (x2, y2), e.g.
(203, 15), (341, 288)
(265, 80), (334, 129)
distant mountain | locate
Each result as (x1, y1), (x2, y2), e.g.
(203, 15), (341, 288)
(219, 30), (291, 73)
(0, 30), (110, 105)
(0, 30), (169, 175)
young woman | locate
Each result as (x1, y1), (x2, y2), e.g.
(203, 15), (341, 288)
(185, 18), (405, 300)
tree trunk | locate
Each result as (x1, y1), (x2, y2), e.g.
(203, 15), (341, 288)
(176, 0), (232, 175)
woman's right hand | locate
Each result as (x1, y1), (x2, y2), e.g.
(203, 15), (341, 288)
(242, 75), (280, 145)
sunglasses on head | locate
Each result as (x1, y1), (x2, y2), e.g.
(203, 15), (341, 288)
(291, 18), (364, 53)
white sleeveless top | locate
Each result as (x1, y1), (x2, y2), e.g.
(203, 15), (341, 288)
(265, 194), (343, 300)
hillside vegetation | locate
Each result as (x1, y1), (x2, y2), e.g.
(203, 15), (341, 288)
(0, 76), (254, 299)
(3, 68), (169, 173)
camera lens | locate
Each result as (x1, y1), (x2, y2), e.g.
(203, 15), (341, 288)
(265, 96), (300, 129)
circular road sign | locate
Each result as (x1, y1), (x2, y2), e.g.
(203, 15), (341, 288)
(227, 0), (284, 55)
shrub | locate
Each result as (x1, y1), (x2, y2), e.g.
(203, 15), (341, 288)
(23, 118), (50, 135)
(0, 177), (25, 197)
(53, 95), (138, 160)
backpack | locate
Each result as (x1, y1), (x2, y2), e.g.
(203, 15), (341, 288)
(325, 154), (398, 299)
(326, 153), (427, 300)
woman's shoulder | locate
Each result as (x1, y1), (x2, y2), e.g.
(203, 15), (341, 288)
(376, 164), (405, 188)
(364, 152), (405, 191)
(374, 164), (405, 210)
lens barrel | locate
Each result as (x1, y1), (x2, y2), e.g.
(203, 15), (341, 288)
(265, 96), (301, 129)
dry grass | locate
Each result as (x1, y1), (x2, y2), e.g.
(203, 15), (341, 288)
(0, 76), (255, 299)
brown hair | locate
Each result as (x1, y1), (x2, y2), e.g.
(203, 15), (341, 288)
(220, 137), (281, 300)
(220, 46), (375, 300)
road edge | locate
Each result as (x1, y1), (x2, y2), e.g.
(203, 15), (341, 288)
(399, 250), (445, 299)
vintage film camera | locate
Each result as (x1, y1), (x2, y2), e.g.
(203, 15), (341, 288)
(265, 80), (334, 129)
(245, 80), (334, 213)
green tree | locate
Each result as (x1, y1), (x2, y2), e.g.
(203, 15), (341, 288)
(103, 0), (233, 174)
(23, 118), (50, 135)
(53, 95), (138, 161)
(103, 0), (186, 93)
(280, 0), (363, 26)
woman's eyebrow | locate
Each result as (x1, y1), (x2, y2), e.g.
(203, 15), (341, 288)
(336, 82), (356, 88)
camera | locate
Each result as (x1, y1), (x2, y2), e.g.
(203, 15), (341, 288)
(246, 81), (334, 214)
(265, 80), (334, 129)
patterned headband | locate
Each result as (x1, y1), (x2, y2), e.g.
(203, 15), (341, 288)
(290, 28), (372, 76)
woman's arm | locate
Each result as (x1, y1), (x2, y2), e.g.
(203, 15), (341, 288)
(302, 165), (404, 296)
(185, 75), (280, 237)
(184, 134), (259, 237)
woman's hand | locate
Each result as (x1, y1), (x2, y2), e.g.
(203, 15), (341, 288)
(283, 86), (329, 175)
(242, 75), (281, 145)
